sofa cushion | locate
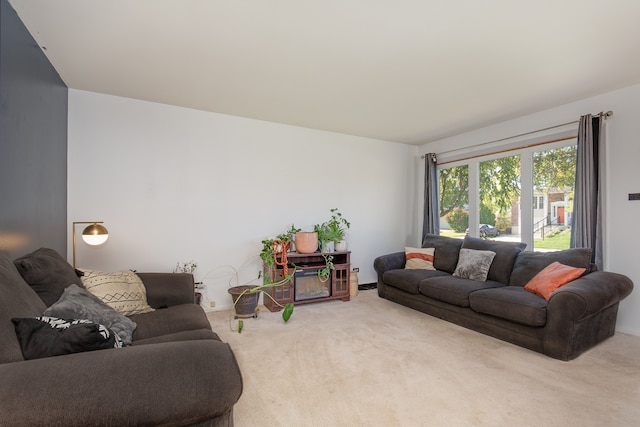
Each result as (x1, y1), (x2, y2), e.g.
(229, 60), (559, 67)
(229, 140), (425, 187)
(129, 304), (213, 341)
(419, 276), (505, 307)
(80, 269), (155, 316)
(0, 252), (48, 363)
(510, 248), (592, 287)
(44, 284), (137, 345)
(405, 247), (435, 270)
(133, 329), (220, 346)
(461, 236), (527, 284)
(452, 248), (496, 281)
(421, 234), (464, 274)
(383, 269), (450, 294)
(12, 316), (123, 360)
(13, 248), (84, 307)
(469, 286), (548, 327)
(524, 262), (587, 300)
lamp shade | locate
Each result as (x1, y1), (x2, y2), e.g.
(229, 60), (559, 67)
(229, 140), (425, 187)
(81, 223), (109, 246)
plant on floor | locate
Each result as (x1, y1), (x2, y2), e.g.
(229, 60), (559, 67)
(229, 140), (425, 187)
(230, 274), (295, 334)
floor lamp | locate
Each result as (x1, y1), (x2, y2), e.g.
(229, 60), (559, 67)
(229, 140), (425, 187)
(72, 221), (109, 268)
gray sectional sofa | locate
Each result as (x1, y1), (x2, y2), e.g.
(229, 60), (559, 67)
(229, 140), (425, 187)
(0, 248), (243, 426)
(374, 234), (633, 360)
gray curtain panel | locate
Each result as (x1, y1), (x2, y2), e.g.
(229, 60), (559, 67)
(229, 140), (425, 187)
(422, 153), (440, 240)
(570, 113), (605, 269)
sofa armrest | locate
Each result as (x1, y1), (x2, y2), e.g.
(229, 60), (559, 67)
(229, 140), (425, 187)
(137, 272), (195, 308)
(373, 252), (406, 298)
(548, 271), (633, 320)
(0, 340), (243, 427)
(373, 252), (406, 274)
(544, 271), (633, 360)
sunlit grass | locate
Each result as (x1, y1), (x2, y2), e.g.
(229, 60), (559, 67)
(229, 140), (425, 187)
(534, 229), (571, 250)
(439, 229), (465, 239)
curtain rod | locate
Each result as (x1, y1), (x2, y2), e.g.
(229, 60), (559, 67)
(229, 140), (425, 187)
(421, 110), (613, 160)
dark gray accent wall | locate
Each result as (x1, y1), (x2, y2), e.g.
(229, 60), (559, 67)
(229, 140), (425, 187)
(0, 0), (68, 257)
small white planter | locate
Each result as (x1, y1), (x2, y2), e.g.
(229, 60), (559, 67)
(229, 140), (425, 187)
(334, 240), (348, 252)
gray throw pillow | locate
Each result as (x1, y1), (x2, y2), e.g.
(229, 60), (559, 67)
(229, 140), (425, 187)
(44, 284), (136, 345)
(14, 248), (84, 307)
(453, 248), (496, 282)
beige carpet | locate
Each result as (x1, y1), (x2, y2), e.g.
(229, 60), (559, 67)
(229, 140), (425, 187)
(207, 290), (640, 427)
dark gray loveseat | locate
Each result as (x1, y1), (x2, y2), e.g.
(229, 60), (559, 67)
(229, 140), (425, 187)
(374, 234), (633, 361)
(0, 248), (243, 426)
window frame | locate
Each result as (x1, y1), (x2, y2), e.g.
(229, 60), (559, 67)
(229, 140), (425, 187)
(438, 137), (577, 251)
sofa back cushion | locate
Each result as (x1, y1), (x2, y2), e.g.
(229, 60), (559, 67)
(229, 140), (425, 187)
(0, 252), (47, 363)
(14, 248), (83, 307)
(461, 236), (526, 284)
(421, 234), (464, 274)
(509, 248), (592, 287)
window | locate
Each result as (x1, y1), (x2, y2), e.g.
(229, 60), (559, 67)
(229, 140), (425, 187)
(438, 165), (468, 238)
(532, 145), (576, 250)
(438, 139), (577, 251)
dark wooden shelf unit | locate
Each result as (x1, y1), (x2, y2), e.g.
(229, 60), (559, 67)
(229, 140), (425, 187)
(262, 251), (351, 312)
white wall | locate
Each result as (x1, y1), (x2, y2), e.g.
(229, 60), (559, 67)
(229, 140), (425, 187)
(420, 83), (640, 336)
(68, 89), (417, 310)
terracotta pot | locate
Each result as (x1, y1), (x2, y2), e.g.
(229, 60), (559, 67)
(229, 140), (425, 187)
(294, 232), (318, 254)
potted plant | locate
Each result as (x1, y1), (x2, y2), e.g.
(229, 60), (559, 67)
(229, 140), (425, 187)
(174, 261), (201, 303)
(260, 225), (300, 266)
(229, 272), (295, 333)
(315, 208), (351, 252)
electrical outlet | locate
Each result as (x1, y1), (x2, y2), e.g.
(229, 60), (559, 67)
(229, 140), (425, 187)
(209, 301), (216, 308)
(353, 267), (359, 272)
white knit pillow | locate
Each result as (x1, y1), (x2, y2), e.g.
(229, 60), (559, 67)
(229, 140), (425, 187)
(80, 269), (154, 316)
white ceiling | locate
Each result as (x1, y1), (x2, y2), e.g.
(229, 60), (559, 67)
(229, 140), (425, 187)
(9, 0), (640, 145)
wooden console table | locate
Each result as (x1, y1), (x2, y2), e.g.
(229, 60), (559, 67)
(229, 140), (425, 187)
(262, 251), (351, 312)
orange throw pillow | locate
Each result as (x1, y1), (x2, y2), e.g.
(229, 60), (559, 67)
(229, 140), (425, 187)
(524, 261), (586, 300)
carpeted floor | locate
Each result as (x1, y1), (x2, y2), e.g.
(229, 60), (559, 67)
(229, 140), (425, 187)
(207, 289), (640, 427)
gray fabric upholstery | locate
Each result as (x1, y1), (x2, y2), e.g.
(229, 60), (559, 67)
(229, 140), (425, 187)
(2, 249), (243, 426)
(509, 248), (592, 286)
(0, 252), (47, 363)
(419, 276), (504, 308)
(421, 234), (464, 274)
(137, 272), (196, 308)
(461, 236), (526, 284)
(130, 304), (212, 341)
(382, 268), (449, 294)
(44, 284), (137, 345)
(0, 340), (243, 427)
(133, 329), (220, 346)
(13, 247), (84, 307)
(470, 286), (547, 327)
(374, 241), (634, 360)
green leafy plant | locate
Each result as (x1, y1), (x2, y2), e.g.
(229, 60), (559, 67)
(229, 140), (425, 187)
(317, 253), (334, 281)
(314, 208), (351, 248)
(444, 208), (469, 233)
(230, 274), (295, 333)
(260, 224), (301, 267)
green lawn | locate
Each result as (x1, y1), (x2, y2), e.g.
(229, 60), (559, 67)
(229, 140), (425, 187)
(439, 230), (465, 239)
(440, 228), (571, 251)
(534, 229), (571, 250)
